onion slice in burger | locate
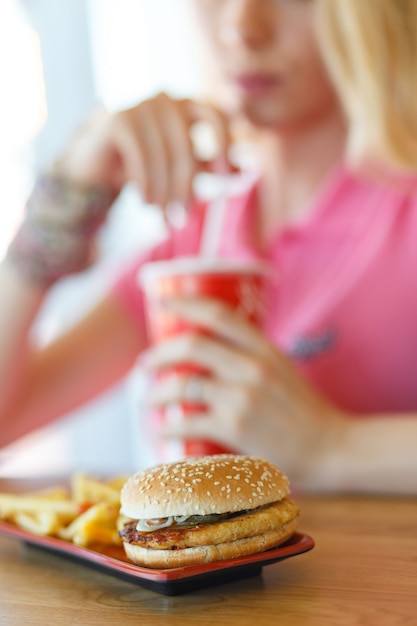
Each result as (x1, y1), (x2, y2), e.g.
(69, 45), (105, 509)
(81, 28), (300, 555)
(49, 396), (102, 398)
(136, 512), (230, 532)
(136, 517), (174, 532)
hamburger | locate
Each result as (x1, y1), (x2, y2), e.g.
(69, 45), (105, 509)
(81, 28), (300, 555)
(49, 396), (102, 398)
(119, 454), (299, 569)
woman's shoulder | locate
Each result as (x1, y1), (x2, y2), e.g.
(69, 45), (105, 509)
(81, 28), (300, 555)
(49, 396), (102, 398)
(332, 164), (417, 229)
(347, 164), (417, 200)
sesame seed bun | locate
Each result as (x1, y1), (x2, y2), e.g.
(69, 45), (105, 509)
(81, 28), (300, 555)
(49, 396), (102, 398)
(120, 455), (291, 519)
(119, 455), (298, 569)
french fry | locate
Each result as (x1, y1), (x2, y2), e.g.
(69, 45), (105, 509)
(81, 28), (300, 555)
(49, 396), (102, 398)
(71, 474), (121, 506)
(13, 510), (61, 536)
(58, 502), (121, 546)
(0, 474), (128, 548)
(0, 494), (80, 522)
(21, 487), (71, 501)
(106, 476), (129, 491)
(72, 522), (121, 547)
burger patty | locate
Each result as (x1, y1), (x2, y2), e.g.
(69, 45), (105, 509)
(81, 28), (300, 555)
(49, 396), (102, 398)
(119, 497), (298, 550)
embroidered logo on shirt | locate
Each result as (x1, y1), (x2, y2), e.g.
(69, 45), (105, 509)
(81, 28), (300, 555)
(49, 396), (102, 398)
(288, 328), (337, 361)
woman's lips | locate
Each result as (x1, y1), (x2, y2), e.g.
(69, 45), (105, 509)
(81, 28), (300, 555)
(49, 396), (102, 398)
(231, 73), (282, 95)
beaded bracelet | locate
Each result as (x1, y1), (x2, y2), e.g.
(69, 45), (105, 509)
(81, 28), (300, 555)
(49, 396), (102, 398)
(5, 174), (118, 287)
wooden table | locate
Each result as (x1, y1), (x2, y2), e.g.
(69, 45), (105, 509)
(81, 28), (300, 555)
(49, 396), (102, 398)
(0, 480), (416, 626)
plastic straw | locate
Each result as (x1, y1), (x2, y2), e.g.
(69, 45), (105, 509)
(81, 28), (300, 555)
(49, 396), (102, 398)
(199, 175), (230, 258)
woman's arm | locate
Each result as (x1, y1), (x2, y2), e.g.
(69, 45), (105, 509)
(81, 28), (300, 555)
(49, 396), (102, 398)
(0, 93), (232, 448)
(0, 263), (145, 448)
(146, 296), (417, 495)
(299, 415), (417, 495)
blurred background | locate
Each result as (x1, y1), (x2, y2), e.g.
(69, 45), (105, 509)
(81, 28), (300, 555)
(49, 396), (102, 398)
(0, 0), (205, 477)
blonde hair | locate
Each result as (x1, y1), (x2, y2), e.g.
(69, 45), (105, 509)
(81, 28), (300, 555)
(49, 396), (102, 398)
(316, 0), (417, 171)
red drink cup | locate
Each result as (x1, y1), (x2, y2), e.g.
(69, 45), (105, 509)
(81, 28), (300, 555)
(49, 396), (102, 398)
(139, 257), (268, 460)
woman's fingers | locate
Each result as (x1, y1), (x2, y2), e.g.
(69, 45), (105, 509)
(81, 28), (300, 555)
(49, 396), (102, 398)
(132, 94), (195, 207)
(145, 297), (345, 471)
(158, 96), (198, 205)
(150, 372), (249, 412)
(145, 331), (272, 385)
(113, 100), (171, 205)
(160, 296), (276, 360)
(185, 99), (233, 171)
(144, 295), (289, 388)
(112, 94), (234, 207)
(152, 374), (283, 456)
(151, 374), (252, 450)
(57, 94), (235, 203)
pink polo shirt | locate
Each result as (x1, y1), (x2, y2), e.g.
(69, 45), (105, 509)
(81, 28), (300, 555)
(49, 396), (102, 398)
(112, 165), (417, 415)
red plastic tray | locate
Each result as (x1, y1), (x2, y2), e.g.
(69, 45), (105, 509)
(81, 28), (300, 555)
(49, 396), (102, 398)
(0, 519), (314, 595)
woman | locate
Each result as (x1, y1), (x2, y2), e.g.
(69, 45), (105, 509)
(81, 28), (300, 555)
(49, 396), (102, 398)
(0, 0), (416, 493)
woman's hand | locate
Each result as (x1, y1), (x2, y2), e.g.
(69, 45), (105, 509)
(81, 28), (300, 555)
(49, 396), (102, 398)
(144, 296), (348, 481)
(54, 93), (233, 209)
